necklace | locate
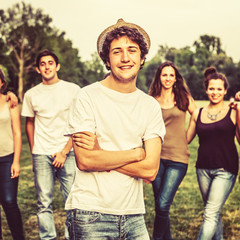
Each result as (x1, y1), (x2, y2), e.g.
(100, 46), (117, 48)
(207, 106), (223, 121)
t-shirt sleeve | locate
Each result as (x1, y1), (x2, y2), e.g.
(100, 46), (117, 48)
(21, 91), (35, 117)
(143, 99), (166, 143)
(65, 89), (96, 136)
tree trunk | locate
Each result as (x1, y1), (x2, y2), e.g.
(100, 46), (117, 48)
(18, 59), (24, 103)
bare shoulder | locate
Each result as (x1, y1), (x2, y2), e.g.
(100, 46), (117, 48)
(191, 108), (200, 122)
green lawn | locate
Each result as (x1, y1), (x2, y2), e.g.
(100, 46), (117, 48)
(1, 101), (240, 239)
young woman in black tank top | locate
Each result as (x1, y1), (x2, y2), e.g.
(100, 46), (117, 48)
(187, 67), (240, 240)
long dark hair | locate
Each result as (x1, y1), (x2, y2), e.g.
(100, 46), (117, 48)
(149, 61), (191, 111)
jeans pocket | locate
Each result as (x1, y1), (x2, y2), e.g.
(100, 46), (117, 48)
(73, 210), (101, 225)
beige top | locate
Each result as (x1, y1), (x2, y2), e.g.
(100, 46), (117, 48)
(0, 101), (13, 156)
(161, 105), (190, 164)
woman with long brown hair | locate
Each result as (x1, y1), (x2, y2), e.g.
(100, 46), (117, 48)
(149, 61), (196, 240)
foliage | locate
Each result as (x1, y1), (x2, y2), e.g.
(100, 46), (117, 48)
(139, 35), (240, 99)
(0, 2), (88, 101)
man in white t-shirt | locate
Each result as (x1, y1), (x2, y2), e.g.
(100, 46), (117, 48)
(21, 49), (80, 240)
(65, 19), (166, 240)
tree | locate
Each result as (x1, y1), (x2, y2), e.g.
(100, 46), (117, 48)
(0, 2), (53, 101)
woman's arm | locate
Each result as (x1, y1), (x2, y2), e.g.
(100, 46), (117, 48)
(9, 104), (22, 178)
(186, 109), (199, 144)
(187, 95), (197, 115)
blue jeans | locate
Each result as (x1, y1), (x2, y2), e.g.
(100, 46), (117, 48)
(33, 152), (76, 240)
(0, 153), (25, 240)
(67, 209), (150, 240)
(196, 168), (236, 240)
(152, 159), (188, 240)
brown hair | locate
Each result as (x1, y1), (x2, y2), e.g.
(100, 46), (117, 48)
(149, 61), (191, 112)
(203, 67), (229, 90)
(0, 68), (7, 93)
(100, 26), (148, 70)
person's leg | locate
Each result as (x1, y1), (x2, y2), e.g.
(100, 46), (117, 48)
(0, 154), (24, 240)
(33, 154), (56, 240)
(125, 214), (150, 240)
(57, 151), (76, 240)
(0, 208), (2, 240)
(152, 159), (188, 240)
(196, 168), (236, 240)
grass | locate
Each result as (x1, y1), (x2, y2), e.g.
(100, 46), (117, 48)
(1, 101), (240, 239)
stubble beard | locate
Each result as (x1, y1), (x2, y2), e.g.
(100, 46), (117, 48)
(111, 70), (137, 84)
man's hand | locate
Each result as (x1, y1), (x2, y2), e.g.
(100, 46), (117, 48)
(6, 91), (18, 108)
(52, 152), (67, 168)
(235, 91), (240, 101)
(73, 132), (102, 150)
(229, 97), (240, 111)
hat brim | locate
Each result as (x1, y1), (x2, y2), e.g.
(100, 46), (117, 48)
(97, 18), (151, 56)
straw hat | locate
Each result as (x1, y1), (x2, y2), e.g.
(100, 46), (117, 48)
(97, 18), (151, 56)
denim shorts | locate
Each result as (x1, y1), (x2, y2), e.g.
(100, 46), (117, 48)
(67, 209), (150, 240)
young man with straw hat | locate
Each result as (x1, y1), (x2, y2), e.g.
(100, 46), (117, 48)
(65, 19), (166, 239)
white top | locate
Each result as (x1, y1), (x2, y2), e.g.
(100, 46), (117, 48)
(0, 102), (13, 156)
(21, 80), (80, 154)
(65, 82), (165, 215)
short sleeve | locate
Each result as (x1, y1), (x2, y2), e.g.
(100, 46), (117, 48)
(21, 91), (35, 117)
(65, 89), (96, 136)
(143, 99), (166, 143)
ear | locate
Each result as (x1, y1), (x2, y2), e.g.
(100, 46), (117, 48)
(56, 64), (60, 72)
(36, 67), (40, 74)
(140, 56), (145, 66)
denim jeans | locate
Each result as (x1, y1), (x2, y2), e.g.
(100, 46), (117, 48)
(196, 168), (236, 240)
(66, 209), (150, 240)
(152, 159), (188, 240)
(0, 153), (25, 240)
(33, 152), (76, 240)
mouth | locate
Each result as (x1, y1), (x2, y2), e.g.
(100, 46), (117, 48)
(119, 65), (133, 70)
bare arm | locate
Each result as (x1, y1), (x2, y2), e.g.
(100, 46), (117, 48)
(9, 104), (22, 178)
(6, 91), (18, 108)
(26, 117), (35, 153)
(186, 109), (199, 144)
(116, 137), (162, 182)
(73, 132), (145, 172)
(187, 96), (197, 115)
(52, 137), (73, 168)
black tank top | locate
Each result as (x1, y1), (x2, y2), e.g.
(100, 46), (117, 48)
(196, 107), (239, 175)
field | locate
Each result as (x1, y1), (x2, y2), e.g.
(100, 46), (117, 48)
(1, 101), (240, 239)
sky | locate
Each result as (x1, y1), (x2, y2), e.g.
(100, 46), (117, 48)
(1, 0), (240, 62)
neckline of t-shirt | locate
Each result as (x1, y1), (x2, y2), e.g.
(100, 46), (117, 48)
(96, 81), (139, 96)
(40, 80), (62, 89)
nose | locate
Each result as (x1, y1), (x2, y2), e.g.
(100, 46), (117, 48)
(121, 50), (130, 62)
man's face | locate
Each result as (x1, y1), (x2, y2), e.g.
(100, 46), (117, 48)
(107, 36), (144, 83)
(36, 55), (60, 82)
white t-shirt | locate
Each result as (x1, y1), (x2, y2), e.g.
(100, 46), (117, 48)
(21, 80), (80, 155)
(65, 82), (165, 215)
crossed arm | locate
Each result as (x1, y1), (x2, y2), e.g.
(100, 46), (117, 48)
(72, 132), (162, 182)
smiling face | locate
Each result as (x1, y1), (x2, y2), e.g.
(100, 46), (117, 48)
(107, 36), (144, 84)
(206, 79), (227, 104)
(36, 55), (60, 84)
(160, 66), (176, 90)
